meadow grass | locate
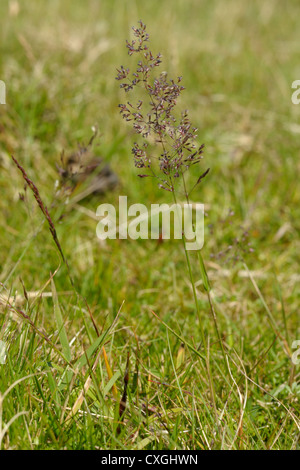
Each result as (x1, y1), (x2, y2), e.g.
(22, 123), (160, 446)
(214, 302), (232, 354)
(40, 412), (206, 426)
(0, 0), (299, 450)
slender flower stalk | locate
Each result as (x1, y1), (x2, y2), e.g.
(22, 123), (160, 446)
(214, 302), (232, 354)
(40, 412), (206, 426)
(11, 155), (75, 287)
(116, 20), (209, 321)
(116, 23), (229, 412)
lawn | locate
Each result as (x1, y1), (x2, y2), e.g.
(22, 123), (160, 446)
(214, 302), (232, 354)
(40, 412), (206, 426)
(0, 0), (299, 450)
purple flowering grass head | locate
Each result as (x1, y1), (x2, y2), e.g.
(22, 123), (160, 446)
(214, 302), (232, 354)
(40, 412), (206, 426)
(116, 21), (209, 194)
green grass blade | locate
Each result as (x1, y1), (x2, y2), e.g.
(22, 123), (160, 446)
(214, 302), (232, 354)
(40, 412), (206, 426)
(51, 278), (71, 363)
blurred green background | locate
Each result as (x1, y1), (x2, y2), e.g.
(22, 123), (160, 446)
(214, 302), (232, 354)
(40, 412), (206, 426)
(0, 0), (299, 450)
(1, 0), (299, 298)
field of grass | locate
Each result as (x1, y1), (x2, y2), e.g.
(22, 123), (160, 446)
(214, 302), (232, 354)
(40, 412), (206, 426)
(0, 0), (299, 450)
